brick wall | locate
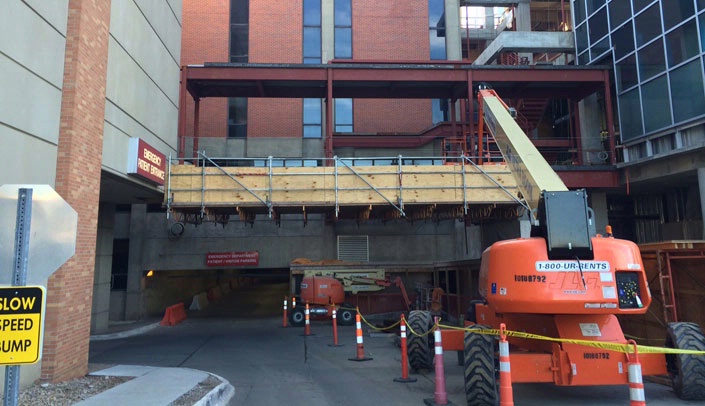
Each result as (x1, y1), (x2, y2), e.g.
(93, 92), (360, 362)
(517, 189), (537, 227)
(353, 0), (432, 133)
(180, 0), (437, 146)
(248, 0), (303, 138)
(42, 0), (112, 382)
(181, 0), (229, 139)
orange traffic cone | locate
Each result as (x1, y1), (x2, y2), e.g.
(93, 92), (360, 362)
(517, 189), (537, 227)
(349, 312), (372, 361)
(499, 323), (514, 406)
(394, 314), (416, 383)
(627, 340), (646, 406)
(282, 296), (288, 328)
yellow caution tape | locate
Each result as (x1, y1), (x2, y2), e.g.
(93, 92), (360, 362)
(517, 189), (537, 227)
(340, 308), (705, 356)
(436, 323), (705, 356)
(356, 307), (401, 332)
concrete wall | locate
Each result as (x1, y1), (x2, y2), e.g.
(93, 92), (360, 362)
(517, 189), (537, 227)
(120, 210), (492, 312)
(92, 204), (116, 334)
(103, 0), (181, 174)
(0, 0), (68, 187)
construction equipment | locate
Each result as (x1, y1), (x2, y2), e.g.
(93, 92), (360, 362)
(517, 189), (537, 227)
(407, 87), (705, 405)
(288, 268), (412, 327)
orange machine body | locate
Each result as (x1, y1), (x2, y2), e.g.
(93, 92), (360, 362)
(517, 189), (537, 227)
(479, 235), (652, 315)
(300, 275), (345, 308)
(441, 234), (668, 385)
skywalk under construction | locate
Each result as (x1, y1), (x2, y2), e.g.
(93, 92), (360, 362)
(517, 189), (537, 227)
(165, 154), (526, 225)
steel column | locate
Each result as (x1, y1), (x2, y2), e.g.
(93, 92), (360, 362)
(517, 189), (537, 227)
(193, 97), (201, 160)
(603, 70), (617, 164)
(467, 70), (475, 159)
(326, 68), (334, 161)
(178, 67), (188, 162)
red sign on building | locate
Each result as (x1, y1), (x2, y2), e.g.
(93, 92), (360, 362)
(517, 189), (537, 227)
(127, 138), (166, 185)
(206, 251), (259, 267)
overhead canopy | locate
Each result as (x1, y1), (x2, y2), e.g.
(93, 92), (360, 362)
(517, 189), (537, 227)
(183, 62), (610, 102)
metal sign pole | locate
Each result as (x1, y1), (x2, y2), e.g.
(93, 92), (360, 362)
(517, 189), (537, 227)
(3, 188), (32, 406)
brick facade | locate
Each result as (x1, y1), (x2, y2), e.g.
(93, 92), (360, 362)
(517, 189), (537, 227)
(181, 0), (436, 147)
(43, 0), (111, 382)
(181, 0), (230, 139)
(248, 0), (303, 138)
(353, 0), (432, 133)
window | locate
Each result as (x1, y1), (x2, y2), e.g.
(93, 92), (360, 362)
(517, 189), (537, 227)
(634, 4), (661, 47)
(637, 39), (665, 81)
(641, 75), (671, 133)
(666, 21), (698, 67)
(618, 87), (643, 141)
(303, 0), (323, 138)
(586, 0), (604, 16)
(334, 0), (352, 59)
(230, 0), (248, 62)
(303, 0), (321, 64)
(616, 54), (638, 91)
(633, 0), (656, 13)
(432, 99), (448, 124)
(588, 7), (608, 45)
(429, 0), (446, 60)
(303, 98), (322, 138)
(229, 0), (249, 136)
(228, 98), (247, 138)
(661, 0), (694, 31)
(574, 0), (586, 25)
(670, 59), (705, 123)
(608, 0), (631, 30)
(611, 21), (634, 61)
(591, 37), (610, 59)
(576, 23), (589, 55)
(335, 98), (353, 132)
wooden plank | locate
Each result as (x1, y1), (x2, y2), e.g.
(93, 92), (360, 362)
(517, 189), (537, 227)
(167, 163), (520, 208)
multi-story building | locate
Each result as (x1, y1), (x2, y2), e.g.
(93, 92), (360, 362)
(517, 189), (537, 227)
(0, 0), (181, 386)
(2, 0), (704, 389)
(574, 0), (705, 242)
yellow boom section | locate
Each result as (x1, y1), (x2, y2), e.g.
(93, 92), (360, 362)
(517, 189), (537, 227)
(480, 90), (568, 212)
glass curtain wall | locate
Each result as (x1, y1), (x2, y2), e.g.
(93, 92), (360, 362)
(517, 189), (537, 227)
(573, 0), (705, 142)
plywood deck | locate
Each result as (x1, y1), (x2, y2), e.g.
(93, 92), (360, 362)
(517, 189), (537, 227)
(166, 163), (521, 215)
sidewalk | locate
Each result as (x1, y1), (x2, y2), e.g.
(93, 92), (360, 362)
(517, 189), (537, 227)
(85, 321), (235, 406)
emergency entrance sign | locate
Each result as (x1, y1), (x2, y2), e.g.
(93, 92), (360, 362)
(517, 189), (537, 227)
(0, 286), (45, 365)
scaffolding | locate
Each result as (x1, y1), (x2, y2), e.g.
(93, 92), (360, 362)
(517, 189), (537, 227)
(165, 153), (526, 225)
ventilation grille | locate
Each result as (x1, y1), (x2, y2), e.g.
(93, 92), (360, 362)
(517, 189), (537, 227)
(337, 235), (369, 262)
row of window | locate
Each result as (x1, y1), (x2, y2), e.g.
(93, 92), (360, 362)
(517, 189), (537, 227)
(574, 0), (705, 141)
(228, 1), (448, 140)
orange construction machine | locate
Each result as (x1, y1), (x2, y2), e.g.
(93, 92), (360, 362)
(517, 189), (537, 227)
(407, 88), (705, 405)
(289, 270), (412, 327)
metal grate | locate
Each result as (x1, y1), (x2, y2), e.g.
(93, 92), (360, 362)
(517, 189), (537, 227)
(337, 235), (369, 262)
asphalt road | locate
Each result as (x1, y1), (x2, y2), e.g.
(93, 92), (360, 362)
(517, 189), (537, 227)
(88, 313), (698, 406)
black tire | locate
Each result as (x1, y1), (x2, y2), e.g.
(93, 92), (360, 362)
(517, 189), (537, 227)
(461, 300), (485, 367)
(289, 307), (306, 327)
(463, 325), (498, 406)
(338, 305), (356, 326)
(407, 310), (435, 372)
(665, 322), (705, 400)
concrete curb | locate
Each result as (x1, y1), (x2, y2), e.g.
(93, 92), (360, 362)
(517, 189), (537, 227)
(89, 322), (161, 341)
(193, 372), (236, 406)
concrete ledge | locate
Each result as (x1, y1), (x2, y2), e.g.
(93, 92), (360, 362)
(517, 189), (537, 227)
(473, 31), (574, 65)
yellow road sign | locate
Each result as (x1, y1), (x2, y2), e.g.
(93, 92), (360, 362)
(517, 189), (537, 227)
(0, 286), (45, 365)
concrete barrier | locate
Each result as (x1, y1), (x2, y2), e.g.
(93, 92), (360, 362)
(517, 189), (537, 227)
(189, 292), (210, 311)
(160, 302), (187, 326)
